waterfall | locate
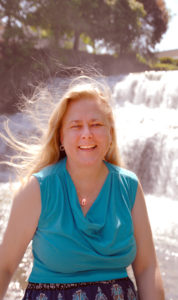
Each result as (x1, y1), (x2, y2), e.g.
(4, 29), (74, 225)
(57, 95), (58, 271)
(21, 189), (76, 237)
(111, 71), (178, 199)
(0, 70), (178, 299)
(112, 70), (178, 108)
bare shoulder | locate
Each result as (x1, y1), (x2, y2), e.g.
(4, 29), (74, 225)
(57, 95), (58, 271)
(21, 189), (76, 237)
(7, 176), (41, 233)
(15, 175), (40, 199)
(13, 176), (41, 216)
(132, 180), (147, 218)
(131, 180), (152, 241)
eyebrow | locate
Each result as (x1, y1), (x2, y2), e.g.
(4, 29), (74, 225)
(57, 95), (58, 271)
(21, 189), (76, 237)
(69, 120), (82, 124)
(69, 118), (102, 124)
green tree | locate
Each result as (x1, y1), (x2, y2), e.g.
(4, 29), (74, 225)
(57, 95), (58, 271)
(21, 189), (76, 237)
(91, 0), (145, 54)
(136, 0), (168, 53)
(0, 0), (24, 43)
(26, 0), (70, 50)
(0, 0), (168, 56)
(63, 0), (145, 54)
(23, 0), (145, 54)
(0, 0), (39, 64)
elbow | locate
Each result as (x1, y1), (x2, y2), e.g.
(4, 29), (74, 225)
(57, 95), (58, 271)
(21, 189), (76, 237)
(0, 245), (16, 286)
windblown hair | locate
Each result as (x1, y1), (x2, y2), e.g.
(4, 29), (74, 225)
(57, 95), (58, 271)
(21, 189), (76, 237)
(1, 75), (123, 181)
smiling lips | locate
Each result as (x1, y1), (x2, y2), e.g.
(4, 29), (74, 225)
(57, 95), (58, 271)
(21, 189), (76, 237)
(79, 145), (97, 150)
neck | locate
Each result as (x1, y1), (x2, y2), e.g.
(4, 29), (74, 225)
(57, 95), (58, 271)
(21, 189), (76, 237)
(66, 159), (108, 192)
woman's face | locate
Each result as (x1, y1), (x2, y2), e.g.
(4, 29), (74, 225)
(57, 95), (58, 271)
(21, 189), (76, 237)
(60, 97), (112, 168)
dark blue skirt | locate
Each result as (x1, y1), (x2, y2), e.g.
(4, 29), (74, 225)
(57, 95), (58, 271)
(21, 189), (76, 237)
(22, 277), (137, 299)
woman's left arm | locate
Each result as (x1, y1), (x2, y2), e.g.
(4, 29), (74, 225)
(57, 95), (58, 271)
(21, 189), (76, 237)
(132, 181), (165, 300)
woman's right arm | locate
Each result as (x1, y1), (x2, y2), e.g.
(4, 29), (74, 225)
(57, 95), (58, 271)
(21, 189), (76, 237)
(0, 176), (41, 299)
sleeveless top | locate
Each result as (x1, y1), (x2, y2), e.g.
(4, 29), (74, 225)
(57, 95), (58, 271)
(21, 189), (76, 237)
(29, 158), (138, 283)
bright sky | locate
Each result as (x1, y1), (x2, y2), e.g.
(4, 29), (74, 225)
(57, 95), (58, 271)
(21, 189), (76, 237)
(155, 0), (178, 51)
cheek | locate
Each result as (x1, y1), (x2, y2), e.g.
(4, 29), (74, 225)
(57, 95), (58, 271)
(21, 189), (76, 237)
(98, 129), (112, 146)
(62, 130), (79, 147)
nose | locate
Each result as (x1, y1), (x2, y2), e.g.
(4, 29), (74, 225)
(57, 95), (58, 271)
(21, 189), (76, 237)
(81, 124), (92, 139)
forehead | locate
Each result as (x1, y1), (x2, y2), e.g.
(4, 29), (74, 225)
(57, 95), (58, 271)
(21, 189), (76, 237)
(63, 97), (106, 121)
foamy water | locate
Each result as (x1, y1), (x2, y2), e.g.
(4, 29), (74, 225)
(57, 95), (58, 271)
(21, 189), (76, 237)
(0, 70), (178, 299)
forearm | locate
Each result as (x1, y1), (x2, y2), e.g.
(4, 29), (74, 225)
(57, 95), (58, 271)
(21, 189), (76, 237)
(135, 265), (165, 300)
(0, 245), (15, 300)
(0, 269), (13, 300)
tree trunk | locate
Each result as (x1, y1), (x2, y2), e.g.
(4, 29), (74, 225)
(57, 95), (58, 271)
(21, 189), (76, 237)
(73, 31), (80, 51)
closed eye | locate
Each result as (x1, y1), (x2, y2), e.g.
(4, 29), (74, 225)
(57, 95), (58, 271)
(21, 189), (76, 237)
(91, 123), (103, 127)
(71, 124), (82, 128)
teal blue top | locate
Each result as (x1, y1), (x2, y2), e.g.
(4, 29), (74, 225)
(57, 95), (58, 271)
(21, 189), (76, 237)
(29, 158), (138, 283)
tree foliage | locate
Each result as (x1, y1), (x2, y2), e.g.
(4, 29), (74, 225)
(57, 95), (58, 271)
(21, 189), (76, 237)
(139, 0), (168, 44)
(0, 0), (24, 43)
(0, 0), (168, 57)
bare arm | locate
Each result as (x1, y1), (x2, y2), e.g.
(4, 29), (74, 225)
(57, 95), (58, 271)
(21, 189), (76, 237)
(132, 181), (165, 300)
(0, 176), (41, 299)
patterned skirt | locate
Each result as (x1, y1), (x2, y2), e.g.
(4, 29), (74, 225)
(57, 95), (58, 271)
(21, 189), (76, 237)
(22, 277), (138, 300)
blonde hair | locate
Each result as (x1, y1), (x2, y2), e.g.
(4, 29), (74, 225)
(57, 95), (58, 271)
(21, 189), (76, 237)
(1, 75), (123, 181)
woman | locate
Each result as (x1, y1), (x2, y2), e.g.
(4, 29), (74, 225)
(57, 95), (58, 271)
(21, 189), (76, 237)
(0, 76), (164, 299)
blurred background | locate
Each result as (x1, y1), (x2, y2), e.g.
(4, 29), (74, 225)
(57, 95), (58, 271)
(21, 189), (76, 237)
(0, 0), (178, 299)
(0, 0), (177, 114)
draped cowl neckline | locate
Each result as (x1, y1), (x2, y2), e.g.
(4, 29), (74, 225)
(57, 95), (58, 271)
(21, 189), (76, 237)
(29, 157), (137, 283)
(64, 158), (112, 235)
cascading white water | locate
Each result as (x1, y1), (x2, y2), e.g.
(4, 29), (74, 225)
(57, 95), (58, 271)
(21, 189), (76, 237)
(112, 71), (178, 198)
(0, 70), (178, 299)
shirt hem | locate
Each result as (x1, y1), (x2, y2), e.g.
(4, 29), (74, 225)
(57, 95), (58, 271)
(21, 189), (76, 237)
(28, 270), (128, 284)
